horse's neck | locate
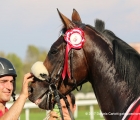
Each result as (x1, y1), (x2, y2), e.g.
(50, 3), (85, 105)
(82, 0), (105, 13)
(85, 40), (134, 120)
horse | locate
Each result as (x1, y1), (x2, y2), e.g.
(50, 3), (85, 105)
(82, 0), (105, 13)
(28, 9), (140, 120)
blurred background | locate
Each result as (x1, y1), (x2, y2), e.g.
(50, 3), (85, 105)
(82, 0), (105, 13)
(1, 0), (140, 120)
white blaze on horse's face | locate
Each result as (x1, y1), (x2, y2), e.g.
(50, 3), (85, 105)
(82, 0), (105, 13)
(31, 61), (49, 81)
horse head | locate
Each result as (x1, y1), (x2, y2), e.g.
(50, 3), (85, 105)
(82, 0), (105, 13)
(28, 9), (90, 110)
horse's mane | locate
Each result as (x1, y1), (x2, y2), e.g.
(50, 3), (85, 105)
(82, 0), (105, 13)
(94, 19), (140, 97)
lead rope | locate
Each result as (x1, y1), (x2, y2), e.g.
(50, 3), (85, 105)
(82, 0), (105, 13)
(60, 94), (75, 120)
(54, 91), (64, 120)
(49, 83), (75, 120)
(40, 74), (64, 120)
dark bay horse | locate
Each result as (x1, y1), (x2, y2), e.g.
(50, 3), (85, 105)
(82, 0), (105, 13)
(28, 9), (140, 120)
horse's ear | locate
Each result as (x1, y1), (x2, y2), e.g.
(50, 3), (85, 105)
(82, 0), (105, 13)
(57, 9), (76, 29)
(72, 9), (82, 23)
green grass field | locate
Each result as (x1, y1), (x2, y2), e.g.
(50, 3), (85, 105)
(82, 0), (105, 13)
(20, 105), (105, 120)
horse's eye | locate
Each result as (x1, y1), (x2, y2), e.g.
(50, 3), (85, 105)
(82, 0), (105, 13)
(50, 48), (58, 54)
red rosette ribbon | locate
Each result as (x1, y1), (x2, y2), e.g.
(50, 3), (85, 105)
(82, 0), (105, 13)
(62, 28), (85, 80)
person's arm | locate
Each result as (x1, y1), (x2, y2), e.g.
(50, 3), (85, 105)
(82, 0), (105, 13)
(0, 73), (33, 120)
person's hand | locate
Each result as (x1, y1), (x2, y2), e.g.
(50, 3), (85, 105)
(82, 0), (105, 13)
(62, 113), (71, 120)
(20, 73), (33, 99)
(48, 111), (72, 120)
(48, 111), (59, 120)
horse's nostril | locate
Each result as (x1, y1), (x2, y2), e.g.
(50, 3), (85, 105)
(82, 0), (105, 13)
(28, 87), (33, 93)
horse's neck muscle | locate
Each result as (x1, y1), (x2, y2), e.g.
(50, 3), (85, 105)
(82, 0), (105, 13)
(84, 30), (134, 120)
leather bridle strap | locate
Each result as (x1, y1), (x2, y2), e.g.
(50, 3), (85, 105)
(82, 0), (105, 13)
(49, 84), (64, 120)
(70, 49), (82, 91)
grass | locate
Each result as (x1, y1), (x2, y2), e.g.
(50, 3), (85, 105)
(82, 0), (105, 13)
(19, 105), (105, 120)
(20, 109), (46, 120)
(75, 105), (105, 120)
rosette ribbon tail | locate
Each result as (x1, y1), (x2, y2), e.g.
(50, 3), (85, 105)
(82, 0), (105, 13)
(62, 28), (85, 80)
(62, 44), (71, 80)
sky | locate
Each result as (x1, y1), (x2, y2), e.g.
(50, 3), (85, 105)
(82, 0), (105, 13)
(0, 0), (140, 60)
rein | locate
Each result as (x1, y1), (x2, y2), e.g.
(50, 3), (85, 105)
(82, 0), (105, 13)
(48, 84), (64, 120)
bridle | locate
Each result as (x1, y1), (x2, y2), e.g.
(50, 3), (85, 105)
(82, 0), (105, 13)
(41, 73), (75, 120)
(42, 23), (87, 120)
(41, 49), (79, 120)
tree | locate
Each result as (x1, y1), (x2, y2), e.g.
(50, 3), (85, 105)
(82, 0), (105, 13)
(6, 53), (24, 93)
(0, 52), (6, 57)
(24, 45), (47, 73)
(73, 82), (93, 94)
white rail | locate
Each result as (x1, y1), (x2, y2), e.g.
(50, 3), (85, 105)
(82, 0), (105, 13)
(75, 100), (99, 120)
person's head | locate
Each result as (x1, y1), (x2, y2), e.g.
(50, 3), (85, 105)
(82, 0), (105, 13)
(60, 93), (76, 115)
(0, 57), (17, 103)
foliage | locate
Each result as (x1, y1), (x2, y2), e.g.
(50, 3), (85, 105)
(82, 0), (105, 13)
(0, 52), (6, 57)
(23, 45), (47, 74)
(6, 53), (24, 93)
(73, 82), (93, 94)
